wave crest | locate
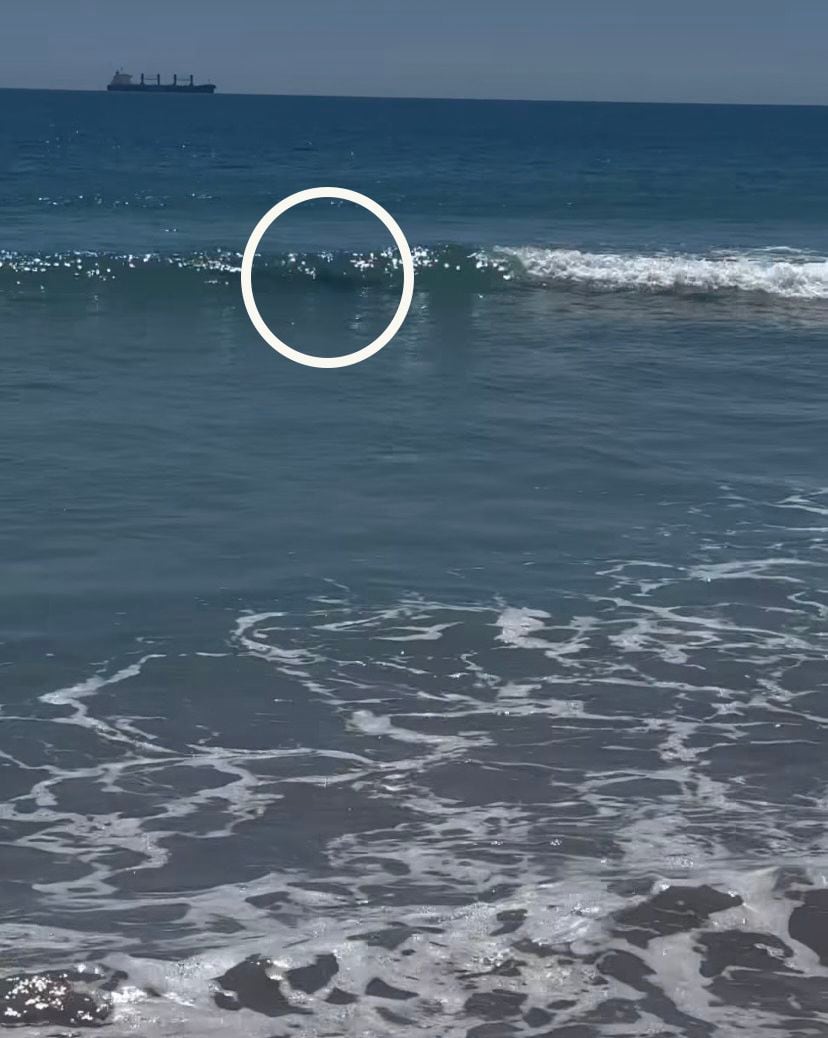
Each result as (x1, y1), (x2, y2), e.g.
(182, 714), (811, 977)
(503, 245), (828, 299)
(2, 244), (828, 300)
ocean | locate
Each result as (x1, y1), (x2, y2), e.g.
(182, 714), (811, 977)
(1, 88), (828, 1036)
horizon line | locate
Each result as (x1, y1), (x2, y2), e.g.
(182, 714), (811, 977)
(0, 85), (827, 109)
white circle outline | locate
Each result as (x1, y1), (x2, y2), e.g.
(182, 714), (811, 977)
(240, 187), (414, 369)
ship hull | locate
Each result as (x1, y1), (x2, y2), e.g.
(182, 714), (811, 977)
(107, 83), (216, 93)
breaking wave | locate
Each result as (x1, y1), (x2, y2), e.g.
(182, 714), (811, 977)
(502, 245), (828, 299)
(3, 244), (828, 300)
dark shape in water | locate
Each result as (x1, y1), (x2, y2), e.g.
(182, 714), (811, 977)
(286, 954), (339, 995)
(213, 956), (310, 1017)
(107, 70), (216, 93)
(3, 886), (828, 1033)
(613, 884), (743, 947)
(365, 977), (417, 1001)
(0, 967), (124, 1027)
(789, 889), (828, 964)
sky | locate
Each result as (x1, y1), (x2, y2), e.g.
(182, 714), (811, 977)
(2, 0), (828, 105)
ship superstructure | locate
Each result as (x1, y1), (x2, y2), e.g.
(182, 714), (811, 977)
(107, 71), (216, 93)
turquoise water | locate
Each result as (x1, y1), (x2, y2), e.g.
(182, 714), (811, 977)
(1, 90), (828, 1035)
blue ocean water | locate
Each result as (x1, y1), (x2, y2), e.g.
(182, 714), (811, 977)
(1, 89), (828, 1035)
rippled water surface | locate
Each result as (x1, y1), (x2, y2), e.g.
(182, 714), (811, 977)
(1, 90), (828, 1035)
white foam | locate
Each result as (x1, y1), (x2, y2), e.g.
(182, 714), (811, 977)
(6, 484), (828, 1036)
(499, 245), (828, 298)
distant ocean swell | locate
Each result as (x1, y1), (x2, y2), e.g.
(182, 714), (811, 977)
(3, 245), (828, 300)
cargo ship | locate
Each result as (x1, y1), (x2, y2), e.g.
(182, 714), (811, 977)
(107, 71), (216, 93)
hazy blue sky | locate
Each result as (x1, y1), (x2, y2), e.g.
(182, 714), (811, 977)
(3, 0), (827, 104)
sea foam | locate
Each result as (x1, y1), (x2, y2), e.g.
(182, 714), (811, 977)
(500, 245), (828, 298)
